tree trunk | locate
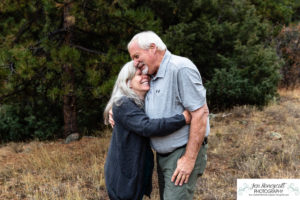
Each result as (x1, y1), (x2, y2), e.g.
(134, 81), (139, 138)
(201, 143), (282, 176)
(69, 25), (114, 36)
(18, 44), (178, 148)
(63, 1), (78, 138)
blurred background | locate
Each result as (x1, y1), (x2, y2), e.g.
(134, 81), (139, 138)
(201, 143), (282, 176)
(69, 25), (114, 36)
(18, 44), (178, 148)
(0, 0), (299, 142)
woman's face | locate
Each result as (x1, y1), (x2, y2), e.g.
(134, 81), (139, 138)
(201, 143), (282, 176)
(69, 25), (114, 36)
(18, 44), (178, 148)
(129, 69), (150, 98)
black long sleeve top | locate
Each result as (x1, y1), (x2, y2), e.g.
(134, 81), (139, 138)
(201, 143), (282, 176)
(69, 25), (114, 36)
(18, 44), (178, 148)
(104, 97), (186, 200)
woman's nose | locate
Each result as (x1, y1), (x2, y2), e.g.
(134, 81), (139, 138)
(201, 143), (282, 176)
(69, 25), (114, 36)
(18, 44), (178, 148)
(142, 74), (150, 79)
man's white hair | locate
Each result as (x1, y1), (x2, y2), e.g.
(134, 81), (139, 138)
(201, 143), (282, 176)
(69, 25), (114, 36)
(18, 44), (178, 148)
(103, 61), (144, 125)
(127, 31), (167, 51)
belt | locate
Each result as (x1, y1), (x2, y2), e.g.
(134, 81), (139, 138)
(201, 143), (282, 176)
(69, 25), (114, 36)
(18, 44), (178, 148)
(203, 137), (208, 145)
(157, 137), (208, 157)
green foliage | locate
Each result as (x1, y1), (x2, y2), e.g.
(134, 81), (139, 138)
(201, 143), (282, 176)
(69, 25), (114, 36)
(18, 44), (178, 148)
(0, 0), (162, 141)
(0, 103), (63, 142)
(0, 0), (297, 141)
(156, 0), (283, 110)
(206, 67), (249, 110)
(249, 0), (294, 25)
(292, 0), (300, 21)
(207, 44), (282, 110)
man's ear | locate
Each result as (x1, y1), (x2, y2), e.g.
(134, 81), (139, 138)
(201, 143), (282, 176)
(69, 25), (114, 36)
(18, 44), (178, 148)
(149, 43), (157, 52)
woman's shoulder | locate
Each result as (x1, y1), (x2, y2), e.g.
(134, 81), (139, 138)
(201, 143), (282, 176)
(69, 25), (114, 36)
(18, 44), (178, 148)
(115, 96), (133, 106)
(113, 96), (136, 112)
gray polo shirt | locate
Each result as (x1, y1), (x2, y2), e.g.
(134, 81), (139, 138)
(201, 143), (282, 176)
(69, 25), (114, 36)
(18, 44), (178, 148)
(145, 50), (210, 154)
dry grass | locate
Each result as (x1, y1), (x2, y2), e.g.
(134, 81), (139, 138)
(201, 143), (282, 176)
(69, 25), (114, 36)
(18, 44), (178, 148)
(1, 89), (300, 200)
(194, 88), (300, 200)
(0, 131), (111, 200)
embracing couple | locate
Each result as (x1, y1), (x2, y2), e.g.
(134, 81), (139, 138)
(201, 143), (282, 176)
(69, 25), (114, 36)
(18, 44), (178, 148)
(103, 31), (210, 200)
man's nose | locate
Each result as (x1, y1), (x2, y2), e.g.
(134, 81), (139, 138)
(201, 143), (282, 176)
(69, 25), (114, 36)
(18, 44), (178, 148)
(133, 60), (139, 68)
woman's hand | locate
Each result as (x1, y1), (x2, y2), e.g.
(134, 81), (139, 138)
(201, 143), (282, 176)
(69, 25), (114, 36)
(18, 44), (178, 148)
(109, 109), (115, 128)
(182, 110), (191, 124)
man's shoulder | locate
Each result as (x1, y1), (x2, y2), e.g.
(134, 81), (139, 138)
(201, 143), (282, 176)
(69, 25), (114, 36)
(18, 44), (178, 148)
(168, 54), (197, 71)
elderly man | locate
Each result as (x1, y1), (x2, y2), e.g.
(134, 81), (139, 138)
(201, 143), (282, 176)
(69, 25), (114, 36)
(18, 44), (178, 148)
(127, 31), (210, 200)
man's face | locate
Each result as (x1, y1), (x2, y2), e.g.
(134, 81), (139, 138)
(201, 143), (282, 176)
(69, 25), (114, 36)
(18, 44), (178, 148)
(128, 41), (156, 75)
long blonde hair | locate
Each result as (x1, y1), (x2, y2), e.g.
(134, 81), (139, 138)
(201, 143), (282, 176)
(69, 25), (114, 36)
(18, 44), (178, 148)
(103, 61), (144, 125)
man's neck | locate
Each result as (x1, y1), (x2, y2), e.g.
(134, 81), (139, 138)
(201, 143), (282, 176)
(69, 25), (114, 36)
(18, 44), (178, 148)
(153, 50), (166, 75)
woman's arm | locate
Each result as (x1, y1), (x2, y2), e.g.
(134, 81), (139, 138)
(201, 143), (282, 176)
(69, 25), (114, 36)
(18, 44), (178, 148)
(113, 97), (187, 137)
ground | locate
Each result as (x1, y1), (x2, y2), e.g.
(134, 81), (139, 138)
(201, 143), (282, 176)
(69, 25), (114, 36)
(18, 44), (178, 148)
(0, 89), (299, 200)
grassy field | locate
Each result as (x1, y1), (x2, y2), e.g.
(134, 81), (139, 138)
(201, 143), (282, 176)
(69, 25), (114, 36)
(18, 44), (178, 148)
(0, 89), (299, 200)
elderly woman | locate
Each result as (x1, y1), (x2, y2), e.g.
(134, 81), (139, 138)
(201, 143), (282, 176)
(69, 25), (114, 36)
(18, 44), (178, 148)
(103, 61), (190, 200)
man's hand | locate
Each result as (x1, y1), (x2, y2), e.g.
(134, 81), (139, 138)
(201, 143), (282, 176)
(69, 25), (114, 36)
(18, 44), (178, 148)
(108, 109), (115, 128)
(171, 155), (196, 186)
(171, 104), (209, 186)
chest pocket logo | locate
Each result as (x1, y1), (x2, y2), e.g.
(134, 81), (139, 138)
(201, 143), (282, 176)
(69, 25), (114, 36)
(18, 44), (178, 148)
(154, 88), (164, 98)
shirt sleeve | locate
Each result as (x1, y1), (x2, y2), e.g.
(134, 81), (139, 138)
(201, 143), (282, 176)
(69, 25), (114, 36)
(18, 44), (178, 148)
(113, 97), (186, 137)
(177, 67), (207, 111)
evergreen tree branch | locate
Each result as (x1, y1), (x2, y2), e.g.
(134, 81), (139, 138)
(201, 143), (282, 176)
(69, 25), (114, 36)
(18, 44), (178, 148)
(48, 28), (67, 39)
(0, 64), (47, 103)
(112, 16), (144, 32)
(71, 44), (105, 55)
(54, 0), (64, 3)
(74, 27), (103, 38)
(13, 2), (43, 44)
(13, 19), (35, 44)
(54, 0), (76, 5)
(77, 3), (143, 31)
(0, 85), (27, 103)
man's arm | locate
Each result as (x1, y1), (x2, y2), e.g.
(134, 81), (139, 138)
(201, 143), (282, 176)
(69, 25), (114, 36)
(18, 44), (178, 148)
(171, 103), (209, 186)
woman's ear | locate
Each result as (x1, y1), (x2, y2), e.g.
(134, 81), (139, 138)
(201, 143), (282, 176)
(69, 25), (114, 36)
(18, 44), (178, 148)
(127, 80), (132, 88)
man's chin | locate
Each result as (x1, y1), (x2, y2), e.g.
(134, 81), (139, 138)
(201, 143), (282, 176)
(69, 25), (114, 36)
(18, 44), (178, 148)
(141, 66), (149, 75)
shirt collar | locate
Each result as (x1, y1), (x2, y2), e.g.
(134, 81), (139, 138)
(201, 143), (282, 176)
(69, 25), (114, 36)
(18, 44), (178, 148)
(152, 50), (171, 80)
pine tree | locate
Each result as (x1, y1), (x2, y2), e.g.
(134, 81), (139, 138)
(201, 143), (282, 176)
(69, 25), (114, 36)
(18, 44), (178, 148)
(0, 0), (296, 141)
(146, 0), (290, 110)
(61, 0), (78, 137)
(0, 0), (161, 141)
